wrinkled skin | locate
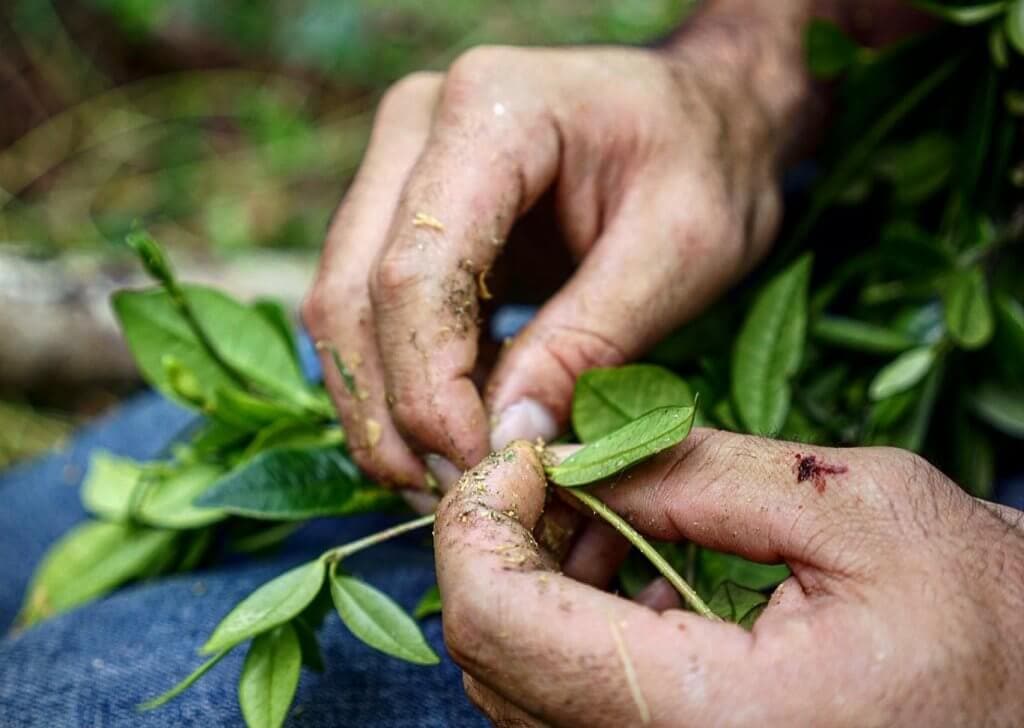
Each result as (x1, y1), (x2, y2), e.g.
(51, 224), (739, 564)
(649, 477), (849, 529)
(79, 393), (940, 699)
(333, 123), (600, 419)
(435, 436), (1024, 727)
(303, 1), (1022, 724)
(303, 11), (811, 501)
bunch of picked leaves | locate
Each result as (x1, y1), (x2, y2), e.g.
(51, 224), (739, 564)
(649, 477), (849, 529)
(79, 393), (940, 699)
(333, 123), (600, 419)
(13, 234), (718, 727)
(14, 4), (1024, 727)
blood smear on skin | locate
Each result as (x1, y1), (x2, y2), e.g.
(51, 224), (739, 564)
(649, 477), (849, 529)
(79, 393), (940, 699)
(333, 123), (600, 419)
(794, 454), (848, 494)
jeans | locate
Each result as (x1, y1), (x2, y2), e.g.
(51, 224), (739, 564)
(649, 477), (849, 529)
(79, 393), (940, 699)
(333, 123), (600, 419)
(3, 333), (1023, 727)
(0, 392), (487, 727)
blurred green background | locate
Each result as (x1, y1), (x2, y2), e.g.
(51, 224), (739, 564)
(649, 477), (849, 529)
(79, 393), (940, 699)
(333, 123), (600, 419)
(0, 0), (693, 467)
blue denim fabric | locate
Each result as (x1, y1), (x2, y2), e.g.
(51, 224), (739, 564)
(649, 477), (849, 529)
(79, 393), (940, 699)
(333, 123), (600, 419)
(0, 393), (486, 727)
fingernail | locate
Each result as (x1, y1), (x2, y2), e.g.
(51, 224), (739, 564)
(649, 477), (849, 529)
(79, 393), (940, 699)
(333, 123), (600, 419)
(425, 454), (462, 492)
(634, 577), (681, 612)
(401, 489), (441, 515)
(490, 398), (558, 450)
(546, 443), (582, 465)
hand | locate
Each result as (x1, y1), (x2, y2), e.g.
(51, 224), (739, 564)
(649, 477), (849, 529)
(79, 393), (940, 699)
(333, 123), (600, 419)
(435, 436), (1024, 726)
(303, 16), (810, 495)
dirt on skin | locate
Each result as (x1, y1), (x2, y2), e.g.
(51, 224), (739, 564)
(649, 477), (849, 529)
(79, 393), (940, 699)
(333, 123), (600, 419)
(438, 259), (481, 339)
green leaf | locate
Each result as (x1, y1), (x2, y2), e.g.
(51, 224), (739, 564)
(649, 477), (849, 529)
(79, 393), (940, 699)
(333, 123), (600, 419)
(182, 286), (311, 403)
(875, 132), (954, 204)
(195, 446), (361, 520)
(209, 387), (302, 431)
(811, 316), (917, 354)
(995, 294), (1024, 370)
(18, 521), (177, 626)
(330, 570), (439, 665)
(954, 416), (996, 499)
(572, 364), (693, 442)
(707, 581), (768, 629)
(869, 346), (937, 401)
(141, 465), (228, 529)
(944, 268), (994, 350)
(990, 22), (1010, 66)
(912, 0), (1007, 24)
(202, 560), (326, 654)
(112, 288), (236, 407)
(696, 550), (789, 600)
(113, 285), (311, 408)
(126, 230), (177, 288)
(238, 624), (302, 728)
(81, 453), (225, 529)
(413, 584), (443, 619)
(252, 299), (300, 367)
(138, 649), (232, 711)
(732, 256), (812, 435)
(970, 381), (1024, 437)
(805, 19), (860, 79)
(244, 423), (344, 459)
(548, 405), (697, 487)
(1007, 0), (1024, 53)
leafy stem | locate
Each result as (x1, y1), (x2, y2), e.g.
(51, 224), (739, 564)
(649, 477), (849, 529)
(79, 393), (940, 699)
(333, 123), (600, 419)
(564, 488), (718, 620)
(322, 514), (436, 563)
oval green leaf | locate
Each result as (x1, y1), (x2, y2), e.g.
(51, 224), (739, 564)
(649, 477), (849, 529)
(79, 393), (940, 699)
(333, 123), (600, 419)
(805, 19), (860, 79)
(732, 255), (812, 435)
(238, 624), (302, 728)
(707, 581), (768, 629)
(970, 381), (1024, 438)
(548, 405), (696, 487)
(329, 570), (439, 665)
(18, 521), (176, 627)
(572, 364), (693, 443)
(413, 584), (443, 619)
(869, 346), (937, 401)
(202, 559), (325, 654)
(1007, 0), (1024, 54)
(944, 268), (994, 350)
(811, 315), (917, 354)
(913, 0), (1008, 24)
(82, 453), (225, 529)
(112, 289), (236, 408)
(195, 446), (361, 520)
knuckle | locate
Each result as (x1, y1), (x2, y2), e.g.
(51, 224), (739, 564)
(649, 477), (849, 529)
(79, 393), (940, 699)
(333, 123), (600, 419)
(301, 284), (330, 338)
(369, 252), (421, 307)
(377, 71), (442, 122)
(389, 398), (435, 442)
(443, 45), (517, 108)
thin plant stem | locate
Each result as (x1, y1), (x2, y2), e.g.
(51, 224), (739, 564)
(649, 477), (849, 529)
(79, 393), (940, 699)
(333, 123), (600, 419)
(565, 488), (718, 620)
(323, 514), (436, 563)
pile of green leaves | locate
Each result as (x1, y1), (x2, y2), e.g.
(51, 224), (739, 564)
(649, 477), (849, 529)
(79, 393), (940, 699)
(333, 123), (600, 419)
(14, 4), (1024, 726)
(648, 3), (1023, 501)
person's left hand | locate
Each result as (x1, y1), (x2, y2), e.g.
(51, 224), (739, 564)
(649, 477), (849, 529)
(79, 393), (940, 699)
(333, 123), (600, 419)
(434, 436), (1024, 726)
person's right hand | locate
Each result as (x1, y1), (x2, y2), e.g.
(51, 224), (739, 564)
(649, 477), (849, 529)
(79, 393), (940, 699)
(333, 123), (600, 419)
(303, 7), (813, 500)
(435, 435), (1024, 726)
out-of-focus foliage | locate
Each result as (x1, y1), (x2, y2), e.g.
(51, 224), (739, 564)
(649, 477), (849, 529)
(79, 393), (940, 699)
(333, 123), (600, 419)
(1, 0), (691, 258)
(0, 0), (690, 467)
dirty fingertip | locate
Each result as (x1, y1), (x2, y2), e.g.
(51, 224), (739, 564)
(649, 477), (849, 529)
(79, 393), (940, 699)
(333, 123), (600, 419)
(401, 489), (440, 515)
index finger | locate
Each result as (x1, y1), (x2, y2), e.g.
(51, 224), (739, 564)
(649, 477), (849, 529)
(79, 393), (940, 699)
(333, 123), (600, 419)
(435, 441), (754, 727)
(368, 47), (562, 468)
